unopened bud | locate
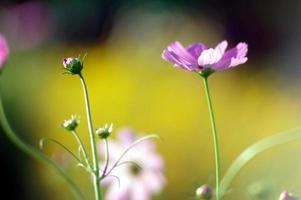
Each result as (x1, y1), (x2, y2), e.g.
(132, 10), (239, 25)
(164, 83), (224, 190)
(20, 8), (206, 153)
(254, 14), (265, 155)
(62, 115), (80, 131)
(196, 184), (213, 199)
(96, 123), (113, 139)
(63, 57), (83, 75)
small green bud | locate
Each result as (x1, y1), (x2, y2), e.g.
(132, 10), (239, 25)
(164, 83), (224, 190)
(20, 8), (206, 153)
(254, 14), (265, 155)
(96, 123), (113, 139)
(63, 57), (83, 75)
(62, 115), (80, 131)
(196, 184), (213, 200)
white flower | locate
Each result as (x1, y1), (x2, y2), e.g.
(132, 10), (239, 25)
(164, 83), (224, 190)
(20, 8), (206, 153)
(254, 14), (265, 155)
(98, 128), (166, 200)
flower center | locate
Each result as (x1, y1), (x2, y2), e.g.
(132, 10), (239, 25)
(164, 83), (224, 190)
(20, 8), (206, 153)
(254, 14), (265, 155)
(129, 164), (142, 176)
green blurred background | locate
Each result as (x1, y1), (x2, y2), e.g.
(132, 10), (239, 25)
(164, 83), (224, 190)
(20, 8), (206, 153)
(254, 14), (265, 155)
(1, 0), (301, 199)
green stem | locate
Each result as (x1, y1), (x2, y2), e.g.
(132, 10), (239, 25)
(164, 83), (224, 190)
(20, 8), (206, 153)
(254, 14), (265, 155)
(0, 95), (85, 200)
(40, 137), (82, 164)
(105, 134), (158, 177)
(71, 130), (90, 168)
(101, 139), (109, 178)
(202, 76), (221, 200)
(79, 73), (101, 200)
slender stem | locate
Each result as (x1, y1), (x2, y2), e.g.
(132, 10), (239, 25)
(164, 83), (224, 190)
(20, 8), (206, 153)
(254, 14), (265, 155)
(78, 73), (101, 200)
(101, 139), (109, 178)
(71, 130), (90, 168)
(40, 137), (82, 163)
(0, 95), (85, 200)
(105, 134), (158, 177)
(116, 161), (141, 169)
(202, 76), (221, 200)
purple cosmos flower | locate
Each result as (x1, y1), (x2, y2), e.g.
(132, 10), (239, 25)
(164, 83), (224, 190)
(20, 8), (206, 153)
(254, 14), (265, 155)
(0, 34), (9, 69)
(279, 191), (297, 200)
(162, 40), (248, 74)
(99, 128), (165, 200)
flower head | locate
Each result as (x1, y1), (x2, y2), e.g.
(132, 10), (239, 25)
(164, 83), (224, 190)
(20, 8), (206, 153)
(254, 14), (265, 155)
(96, 123), (113, 139)
(0, 34), (9, 70)
(62, 115), (80, 131)
(99, 128), (165, 200)
(279, 191), (297, 200)
(63, 57), (83, 75)
(162, 40), (248, 76)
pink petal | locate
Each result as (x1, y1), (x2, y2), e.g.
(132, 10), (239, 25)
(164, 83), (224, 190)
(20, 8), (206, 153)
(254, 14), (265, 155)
(142, 172), (166, 193)
(186, 43), (207, 58)
(212, 42), (248, 70)
(105, 184), (130, 200)
(167, 41), (197, 63)
(215, 40), (228, 54)
(229, 57), (248, 67)
(0, 35), (9, 68)
(198, 48), (223, 66)
(235, 42), (248, 58)
(162, 41), (206, 71)
(162, 50), (194, 71)
(130, 181), (150, 200)
(117, 128), (136, 145)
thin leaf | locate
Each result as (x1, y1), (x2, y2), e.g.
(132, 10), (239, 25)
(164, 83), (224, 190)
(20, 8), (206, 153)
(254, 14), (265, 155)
(0, 95), (85, 199)
(220, 127), (301, 197)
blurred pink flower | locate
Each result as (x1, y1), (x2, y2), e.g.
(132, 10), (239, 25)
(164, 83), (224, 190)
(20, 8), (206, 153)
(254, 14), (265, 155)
(0, 2), (53, 51)
(99, 128), (165, 200)
(162, 40), (248, 72)
(279, 191), (297, 200)
(0, 34), (9, 69)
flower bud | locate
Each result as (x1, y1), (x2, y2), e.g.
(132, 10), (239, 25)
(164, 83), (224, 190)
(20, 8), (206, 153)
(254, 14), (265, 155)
(96, 123), (113, 139)
(63, 57), (83, 75)
(196, 184), (213, 199)
(62, 115), (80, 131)
(279, 191), (297, 200)
(0, 34), (9, 71)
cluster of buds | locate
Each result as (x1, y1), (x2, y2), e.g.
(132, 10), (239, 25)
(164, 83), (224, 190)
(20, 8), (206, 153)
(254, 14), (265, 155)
(96, 123), (113, 139)
(62, 115), (80, 131)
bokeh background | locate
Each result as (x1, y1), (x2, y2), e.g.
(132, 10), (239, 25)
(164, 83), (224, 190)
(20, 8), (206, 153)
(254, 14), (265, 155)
(1, 0), (301, 199)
